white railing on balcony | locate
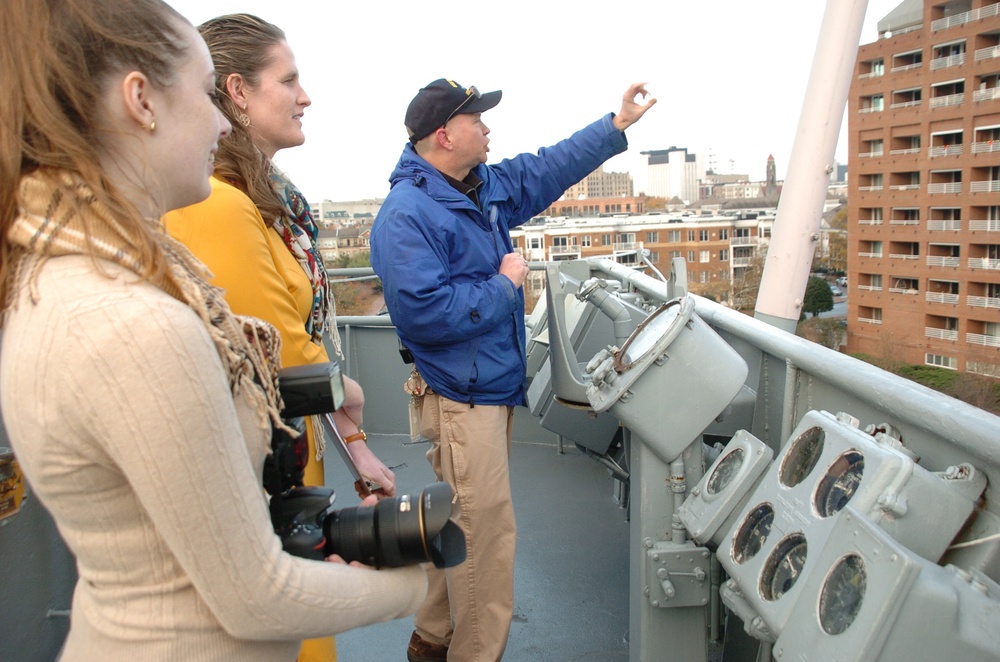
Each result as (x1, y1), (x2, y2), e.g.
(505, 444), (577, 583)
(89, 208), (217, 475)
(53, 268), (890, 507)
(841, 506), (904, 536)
(969, 257), (1000, 269)
(970, 219), (1000, 231)
(929, 145), (963, 157)
(889, 287), (920, 294)
(968, 333), (1000, 347)
(930, 93), (964, 109)
(968, 295), (1000, 308)
(858, 70), (884, 79)
(858, 285), (883, 292)
(976, 45), (1000, 61)
(858, 150), (885, 158)
(890, 147), (921, 155)
(926, 327), (959, 341)
(549, 245), (581, 256)
(927, 256), (961, 267)
(613, 242), (642, 252)
(730, 237), (755, 246)
(931, 54), (967, 70)
(890, 100), (922, 110)
(859, 219), (884, 226)
(732, 257), (754, 267)
(971, 180), (1000, 193)
(972, 141), (1000, 153)
(890, 253), (920, 260)
(859, 106), (884, 114)
(891, 62), (922, 73)
(932, 2), (1000, 30)
(890, 219), (920, 225)
(858, 251), (883, 258)
(859, 185), (885, 192)
(975, 87), (1000, 103)
(858, 317), (883, 325)
(890, 184), (920, 191)
(928, 182), (962, 194)
(928, 219), (961, 231)
(927, 292), (960, 304)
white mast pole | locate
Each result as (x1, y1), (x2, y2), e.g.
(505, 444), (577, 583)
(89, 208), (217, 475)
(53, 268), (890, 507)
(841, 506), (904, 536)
(754, 0), (869, 332)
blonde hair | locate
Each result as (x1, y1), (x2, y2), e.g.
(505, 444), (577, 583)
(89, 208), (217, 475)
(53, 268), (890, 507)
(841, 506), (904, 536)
(198, 14), (288, 224)
(0, 0), (190, 309)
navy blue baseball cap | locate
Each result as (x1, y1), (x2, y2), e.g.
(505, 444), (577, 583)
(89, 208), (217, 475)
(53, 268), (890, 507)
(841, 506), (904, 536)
(405, 79), (502, 143)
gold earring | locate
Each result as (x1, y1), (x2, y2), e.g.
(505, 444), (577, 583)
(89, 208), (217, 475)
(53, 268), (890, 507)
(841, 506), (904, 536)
(148, 121), (156, 132)
(237, 112), (251, 127)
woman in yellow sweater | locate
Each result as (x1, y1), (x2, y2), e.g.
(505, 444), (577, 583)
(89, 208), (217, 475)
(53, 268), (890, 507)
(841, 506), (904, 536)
(163, 14), (396, 662)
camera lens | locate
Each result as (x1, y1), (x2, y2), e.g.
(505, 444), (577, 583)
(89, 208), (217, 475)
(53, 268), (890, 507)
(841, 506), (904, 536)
(323, 482), (466, 569)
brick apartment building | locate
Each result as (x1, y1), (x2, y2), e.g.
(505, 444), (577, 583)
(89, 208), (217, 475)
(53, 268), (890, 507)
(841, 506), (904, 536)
(848, 0), (1000, 376)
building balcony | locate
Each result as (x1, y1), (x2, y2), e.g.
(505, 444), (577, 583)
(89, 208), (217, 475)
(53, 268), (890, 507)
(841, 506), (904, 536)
(968, 295), (1000, 309)
(969, 219), (1000, 231)
(858, 317), (883, 325)
(928, 219), (961, 231)
(889, 287), (919, 294)
(927, 182), (962, 194)
(929, 93), (964, 109)
(732, 257), (754, 267)
(858, 285), (883, 292)
(890, 184), (920, 191)
(549, 246), (581, 259)
(927, 256), (961, 267)
(890, 147), (921, 155)
(967, 333), (1000, 347)
(975, 88), (1000, 103)
(930, 54), (966, 70)
(858, 251), (883, 258)
(890, 62), (922, 73)
(970, 180), (1000, 193)
(730, 237), (755, 246)
(889, 253), (920, 260)
(925, 327), (959, 341)
(976, 44), (1000, 62)
(858, 185), (885, 192)
(613, 242), (642, 253)
(890, 219), (920, 226)
(859, 107), (884, 114)
(927, 292), (960, 304)
(969, 257), (1000, 270)
(858, 150), (885, 158)
(932, 2), (1000, 30)
(928, 145), (963, 157)
(859, 219), (883, 226)
(889, 100), (922, 110)
(972, 141), (1000, 154)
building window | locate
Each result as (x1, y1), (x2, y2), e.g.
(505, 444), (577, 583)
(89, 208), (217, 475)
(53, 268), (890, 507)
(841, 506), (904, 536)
(700, 230), (710, 241)
(719, 249), (729, 261)
(699, 250), (710, 263)
(601, 234), (611, 246)
(719, 228), (729, 240)
(687, 230), (695, 242)
(925, 353), (957, 370)
(512, 237), (519, 248)
(668, 230), (681, 243)
(581, 235), (591, 247)
(648, 251), (659, 263)
(646, 231), (658, 243)
(687, 251), (695, 262)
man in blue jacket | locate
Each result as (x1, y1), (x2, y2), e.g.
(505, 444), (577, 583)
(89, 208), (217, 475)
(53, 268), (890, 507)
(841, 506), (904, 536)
(371, 78), (655, 662)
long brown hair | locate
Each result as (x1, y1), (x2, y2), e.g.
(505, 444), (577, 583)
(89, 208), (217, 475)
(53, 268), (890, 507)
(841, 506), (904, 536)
(0, 0), (189, 308)
(198, 14), (288, 224)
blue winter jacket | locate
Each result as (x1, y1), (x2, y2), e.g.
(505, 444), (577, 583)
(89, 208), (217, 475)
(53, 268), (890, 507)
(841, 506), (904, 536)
(371, 114), (628, 407)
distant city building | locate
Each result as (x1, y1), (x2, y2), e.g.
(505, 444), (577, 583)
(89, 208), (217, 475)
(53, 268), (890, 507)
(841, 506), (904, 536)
(847, 0), (1000, 377)
(511, 209), (774, 301)
(310, 199), (384, 227)
(563, 166), (633, 199)
(641, 147), (702, 202)
(542, 196), (647, 218)
(765, 154), (777, 197)
(316, 223), (372, 264)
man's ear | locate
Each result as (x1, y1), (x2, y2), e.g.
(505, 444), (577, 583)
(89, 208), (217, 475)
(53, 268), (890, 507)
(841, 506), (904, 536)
(434, 126), (453, 151)
(121, 71), (155, 129)
(225, 73), (249, 110)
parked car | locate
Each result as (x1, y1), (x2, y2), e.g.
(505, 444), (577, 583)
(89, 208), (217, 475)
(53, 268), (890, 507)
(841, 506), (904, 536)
(830, 284), (843, 296)
(836, 276), (847, 286)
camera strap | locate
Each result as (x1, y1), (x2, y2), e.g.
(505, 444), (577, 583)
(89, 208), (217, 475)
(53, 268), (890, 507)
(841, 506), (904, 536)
(403, 368), (429, 442)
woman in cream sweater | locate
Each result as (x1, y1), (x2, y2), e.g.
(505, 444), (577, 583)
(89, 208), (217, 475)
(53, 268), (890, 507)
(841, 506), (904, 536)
(0, 2), (425, 660)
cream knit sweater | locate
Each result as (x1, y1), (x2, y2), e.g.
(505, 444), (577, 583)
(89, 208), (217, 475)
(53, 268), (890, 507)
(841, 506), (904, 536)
(0, 255), (425, 661)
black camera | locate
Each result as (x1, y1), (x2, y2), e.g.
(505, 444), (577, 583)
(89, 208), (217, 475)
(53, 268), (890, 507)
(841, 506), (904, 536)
(270, 481), (466, 568)
(270, 362), (466, 569)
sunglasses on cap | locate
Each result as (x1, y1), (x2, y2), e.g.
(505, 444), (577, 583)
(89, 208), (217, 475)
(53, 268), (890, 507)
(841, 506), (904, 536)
(444, 86), (481, 126)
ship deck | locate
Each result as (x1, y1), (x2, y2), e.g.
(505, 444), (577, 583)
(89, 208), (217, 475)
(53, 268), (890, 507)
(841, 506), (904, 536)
(328, 427), (631, 661)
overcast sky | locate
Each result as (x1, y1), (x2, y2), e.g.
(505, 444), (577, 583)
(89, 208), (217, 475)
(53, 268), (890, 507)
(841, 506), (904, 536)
(166, 0), (903, 202)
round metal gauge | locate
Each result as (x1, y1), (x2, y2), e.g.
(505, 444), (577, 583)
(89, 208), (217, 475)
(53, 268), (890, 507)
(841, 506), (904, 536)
(760, 533), (807, 601)
(815, 450), (865, 517)
(731, 503), (774, 564)
(707, 448), (745, 496)
(819, 554), (866, 635)
(779, 426), (825, 488)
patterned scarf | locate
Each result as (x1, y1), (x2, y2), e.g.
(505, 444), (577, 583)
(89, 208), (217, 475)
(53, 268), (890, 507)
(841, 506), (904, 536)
(268, 165), (340, 358)
(6, 170), (293, 436)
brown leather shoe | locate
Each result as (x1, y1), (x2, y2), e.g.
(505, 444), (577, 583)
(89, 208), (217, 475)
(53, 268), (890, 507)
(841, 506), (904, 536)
(407, 630), (448, 662)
